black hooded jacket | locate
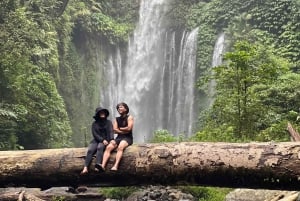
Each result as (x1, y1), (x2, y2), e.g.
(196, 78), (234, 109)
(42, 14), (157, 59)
(91, 107), (113, 143)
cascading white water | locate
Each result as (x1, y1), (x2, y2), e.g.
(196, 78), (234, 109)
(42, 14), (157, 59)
(212, 33), (225, 67)
(100, 0), (199, 142)
(207, 33), (225, 106)
(164, 29), (199, 139)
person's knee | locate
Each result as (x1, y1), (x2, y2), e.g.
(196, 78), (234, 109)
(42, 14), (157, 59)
(117, 144), (128, 151)
(97, 144), (105, 151)
(116, 146), (124, 152)
(87, 149), (94, 154)
(106, 144), (115, 151)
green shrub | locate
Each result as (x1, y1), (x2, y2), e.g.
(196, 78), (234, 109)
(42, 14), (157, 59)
(179, 186), (232, 201)
(51, 196), (66, 201)
(150, 129), (178, 143)
(99, 187), (138, 200)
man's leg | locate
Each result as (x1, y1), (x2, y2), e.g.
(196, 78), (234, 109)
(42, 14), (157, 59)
(111, 140), (129, 171)
(101, 141), (117, 170)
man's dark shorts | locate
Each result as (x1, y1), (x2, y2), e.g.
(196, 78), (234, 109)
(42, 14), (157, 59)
(115, 135), (133, 146)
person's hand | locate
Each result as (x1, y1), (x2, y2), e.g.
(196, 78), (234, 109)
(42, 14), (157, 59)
(103, 140), (108, 145)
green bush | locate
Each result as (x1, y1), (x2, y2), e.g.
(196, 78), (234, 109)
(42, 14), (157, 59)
(51, 196), (66, 201)
(99, 187), (138, 200)
(150, 129), (178, 143)
(179, 186), (232, 201)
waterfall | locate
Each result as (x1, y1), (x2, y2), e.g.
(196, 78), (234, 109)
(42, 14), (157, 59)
(207, 33), (225, 106)
(212, 33), (225, 67)
(100, 0), (199, 142)
(164, 29), (199, 140)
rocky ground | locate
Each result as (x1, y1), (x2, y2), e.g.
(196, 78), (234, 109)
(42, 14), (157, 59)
(115, 185), (195, 201)
(1, 186), (300, 201)
(0, 185), (195, 201)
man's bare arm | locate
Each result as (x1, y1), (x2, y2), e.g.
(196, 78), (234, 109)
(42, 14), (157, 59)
(113, 115), (134, 134)
(119, 115), (134, 132)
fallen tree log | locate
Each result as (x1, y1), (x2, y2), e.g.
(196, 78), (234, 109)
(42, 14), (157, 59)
(1, 142), (300, 190)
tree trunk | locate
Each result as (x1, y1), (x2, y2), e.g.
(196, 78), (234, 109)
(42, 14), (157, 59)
(287, 122), (300, 142)
(1, 142), (300, 190)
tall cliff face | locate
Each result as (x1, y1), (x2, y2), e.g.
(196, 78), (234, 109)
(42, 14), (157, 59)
(62, 31), (128, 146)
(55, 0), (140, 146)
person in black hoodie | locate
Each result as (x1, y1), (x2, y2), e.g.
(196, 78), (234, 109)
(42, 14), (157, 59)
(80, 107), (113, 175)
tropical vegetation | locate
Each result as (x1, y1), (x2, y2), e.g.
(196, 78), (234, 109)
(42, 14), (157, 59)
(0, 0), (299, 149)
(1, 1), (299, 200)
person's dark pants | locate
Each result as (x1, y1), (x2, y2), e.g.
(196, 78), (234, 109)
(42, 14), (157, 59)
(84, 140), (106, 167)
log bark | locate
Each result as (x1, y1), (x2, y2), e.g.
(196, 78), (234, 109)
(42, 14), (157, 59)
(1, 142), (300, 190)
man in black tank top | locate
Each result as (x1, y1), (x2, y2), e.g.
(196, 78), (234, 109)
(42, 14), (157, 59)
(100, 102), (134, 171)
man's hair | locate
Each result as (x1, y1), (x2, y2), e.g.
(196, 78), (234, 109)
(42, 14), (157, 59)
(116, 102), (129, 114)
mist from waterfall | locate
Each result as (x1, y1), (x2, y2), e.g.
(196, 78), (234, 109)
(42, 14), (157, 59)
(100, 0), (199, 142)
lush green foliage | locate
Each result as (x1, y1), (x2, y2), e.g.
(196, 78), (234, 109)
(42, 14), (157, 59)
(0, 107), (19, 150)
(51, 196), (66, 201)
(1, 0), (299, 149)
(98, 186), (231, 201)
(0, 0), (72, 149)
(183, 0), (300, 142)
(254, 72), (300, 141)
(193, 40), (297, 142)
(99, 187), (138, 200)
(179, 186), (232, 201)
(90, 13), (133, 44)
(73, 0), (137, 45)
(0, 0), (139, 149)
(56, 0), (139, 146)
(186, 0), (299, 101)
(150, 129), (186, 143)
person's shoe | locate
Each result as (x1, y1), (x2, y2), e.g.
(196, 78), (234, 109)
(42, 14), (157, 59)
(77, 186), (88, 193)
(95, 164), (105, 172)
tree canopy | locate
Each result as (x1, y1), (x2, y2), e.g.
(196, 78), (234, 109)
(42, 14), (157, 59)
(193, 40), (297, 142)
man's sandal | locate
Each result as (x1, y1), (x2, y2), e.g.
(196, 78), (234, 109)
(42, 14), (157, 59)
(95, 164), (105, 172)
